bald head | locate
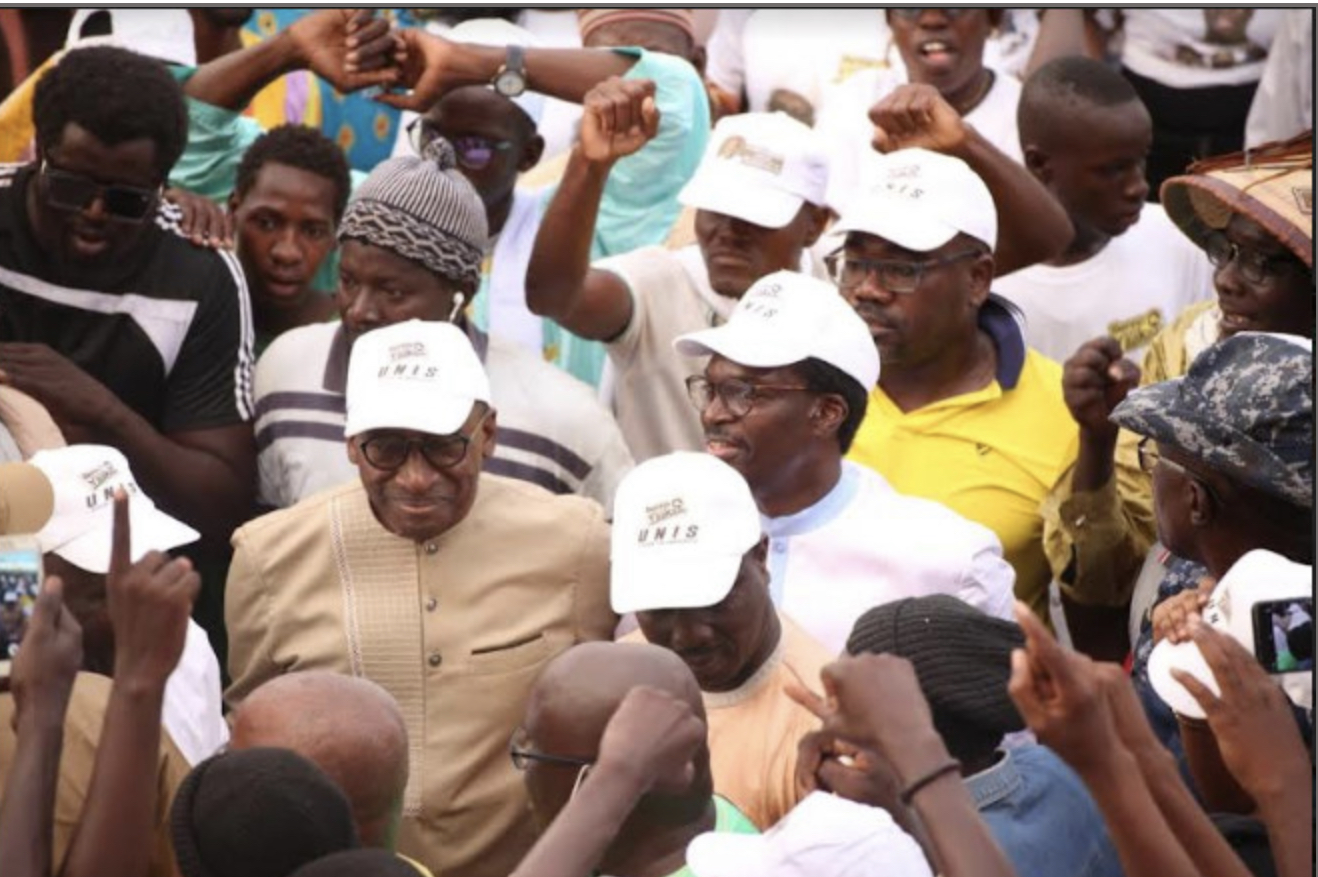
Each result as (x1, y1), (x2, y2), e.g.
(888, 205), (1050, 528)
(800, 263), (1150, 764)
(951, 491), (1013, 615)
(520, 643), (712, 832)
(230, 673), (409, 849)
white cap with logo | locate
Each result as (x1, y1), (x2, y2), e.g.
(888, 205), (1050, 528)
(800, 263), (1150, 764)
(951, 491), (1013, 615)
(610, 452), (762, 615)
(832, 147), (998, 253)
(687, 791), (933, 877)
(345, 320), (492, 439)
(674, 270), (880, 392)
(678, 112), (830, 229)
(29, 445), (199, 574)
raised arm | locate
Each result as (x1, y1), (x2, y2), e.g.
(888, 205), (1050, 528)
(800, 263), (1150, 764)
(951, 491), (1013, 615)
(183, 10), (399, 112)
(525, 79), (660, 341)
(0, 577), (83, 877)
(59, 492), (199, 877)
(869, 84), (1073, 275)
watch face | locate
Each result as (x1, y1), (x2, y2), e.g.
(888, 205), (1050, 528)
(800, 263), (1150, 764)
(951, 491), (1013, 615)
(494, 69), (526, 97)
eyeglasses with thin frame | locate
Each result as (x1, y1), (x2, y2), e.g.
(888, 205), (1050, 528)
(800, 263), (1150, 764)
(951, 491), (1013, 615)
(1137, 437), (1223, 504)
(825, 249), (983, 294)
(509, 736), (595, 797)
(406, 119), (514, 171)
(685, 375), (815, 418)
(40, 159), (159, 222)
(356, 410), (490, 472)
(1202, 231), (1305, 285)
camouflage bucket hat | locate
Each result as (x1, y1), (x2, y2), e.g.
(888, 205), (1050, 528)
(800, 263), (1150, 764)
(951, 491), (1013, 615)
(1160, 132), (1313, 269)
(1111, 332), (1314, 508)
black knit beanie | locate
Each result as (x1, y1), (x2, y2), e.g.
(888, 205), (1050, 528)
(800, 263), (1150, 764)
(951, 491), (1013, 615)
(171, 746), (360, 877)
(291, 849), (425, 877)
(846, 595), (1026, 758)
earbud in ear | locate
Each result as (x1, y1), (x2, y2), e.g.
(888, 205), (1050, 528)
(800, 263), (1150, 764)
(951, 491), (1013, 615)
(449, 292), (466, 322)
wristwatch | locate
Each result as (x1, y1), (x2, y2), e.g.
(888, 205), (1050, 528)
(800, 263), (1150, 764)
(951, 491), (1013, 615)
(493, 45), (527, 98)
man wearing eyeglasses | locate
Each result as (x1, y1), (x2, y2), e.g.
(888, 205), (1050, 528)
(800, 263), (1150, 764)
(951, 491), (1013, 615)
(838, 149), (1078, 626)
(226, 319), (616, 877)
(0, 46), (254, 553)
(674, 271), (1014, 655)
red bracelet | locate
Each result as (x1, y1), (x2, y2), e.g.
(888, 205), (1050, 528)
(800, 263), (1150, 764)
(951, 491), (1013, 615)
(899, 758), (962, 805)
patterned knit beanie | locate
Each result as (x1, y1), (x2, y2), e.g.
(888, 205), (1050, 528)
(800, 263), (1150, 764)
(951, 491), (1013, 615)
(846, 595), (1026, 757)
(338, 137), (488, 289)
(171, 747), (360, 877)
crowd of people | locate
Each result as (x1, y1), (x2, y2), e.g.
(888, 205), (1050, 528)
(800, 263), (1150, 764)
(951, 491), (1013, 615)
(0, 8), (1312, 877)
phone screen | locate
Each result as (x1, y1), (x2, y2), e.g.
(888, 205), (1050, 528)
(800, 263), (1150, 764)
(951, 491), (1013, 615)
(1251, 598), (1315, 674)
(0, 542), (43, 677)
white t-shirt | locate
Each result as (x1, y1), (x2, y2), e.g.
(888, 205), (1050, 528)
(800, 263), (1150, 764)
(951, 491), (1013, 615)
(816, 67), (1023, 217)
(165, 620), (229, 765)
(1118, 9), (1282, 89)
(762, 461), (1016, 653)
(1245, 9), (1313, 147)
(597, 245), (829, 463)
(993, 203), (1216, 364)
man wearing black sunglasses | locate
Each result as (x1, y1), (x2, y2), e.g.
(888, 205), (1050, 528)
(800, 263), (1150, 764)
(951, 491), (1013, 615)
(0, 46), (255, 554)
(226, 319), (615, 877)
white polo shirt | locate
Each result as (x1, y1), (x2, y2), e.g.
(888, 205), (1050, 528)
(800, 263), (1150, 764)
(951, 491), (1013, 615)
(763, 461), (1017, 653)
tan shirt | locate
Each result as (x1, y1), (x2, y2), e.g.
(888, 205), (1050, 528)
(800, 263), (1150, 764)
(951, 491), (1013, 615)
(225, 475), (615, 877)
(626, 614), (831, 830)
(0, 672), (191, 877)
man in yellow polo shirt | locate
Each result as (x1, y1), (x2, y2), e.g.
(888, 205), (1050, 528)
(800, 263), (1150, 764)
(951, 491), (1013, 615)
(837, 148), (1077, 622)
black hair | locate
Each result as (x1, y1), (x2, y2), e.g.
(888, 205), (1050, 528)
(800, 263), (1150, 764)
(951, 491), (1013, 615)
(33, 45), (187, 182)
(796, 357), (869, 454)
(1019, 56), (1143, 145)
(234, 124), (352, 223)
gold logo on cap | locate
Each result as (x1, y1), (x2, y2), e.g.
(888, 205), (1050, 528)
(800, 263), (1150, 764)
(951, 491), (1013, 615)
(718, 135), (785, 176)
(81, 462), (118, 492)
(389, 342), (427, 361)
(645, 498), (686, 526)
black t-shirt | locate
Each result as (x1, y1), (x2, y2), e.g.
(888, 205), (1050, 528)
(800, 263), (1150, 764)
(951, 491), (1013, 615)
(0, 164), (253, 432)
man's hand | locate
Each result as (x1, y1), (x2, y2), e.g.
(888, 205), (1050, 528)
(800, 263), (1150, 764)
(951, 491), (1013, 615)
(105, 491), (199, 691)
(869, 83), (969, 155)
(795, 729), (902, 811)
(596, 685), (705, 796)
(9, 576), (82, 731)
(287, 10), (402, 94)
(164, 188), (233, 250)
(1007, 601), (1125, 777)
(1151, 578), (1215, 645)
(0, 344), (117, 443)
(578, 78), (660, 165)
(1172, 620), (1310, 803)
(1062, 337), (1141, 438)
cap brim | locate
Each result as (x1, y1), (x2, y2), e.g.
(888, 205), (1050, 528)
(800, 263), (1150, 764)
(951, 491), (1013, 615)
(679, 171), (805, 230)
(1147, 639), (1218, 720)
(832, 198), (959, 252)
(0, 463), (54, 536)
(49, 504), (200, 575)
(1108, 380), (1187, 446)
(685, 829), (772, 877)
(345, 394), (479, 439)
(610, 553), (742, 615)
(674, 320), (814, 369)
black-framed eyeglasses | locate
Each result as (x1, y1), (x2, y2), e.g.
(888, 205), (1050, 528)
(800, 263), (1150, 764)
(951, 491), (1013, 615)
(1138, 437), (1223, 504)
(685, 375), (814, 418)
(889, 8), (973, 21)
(825, 249), (983, 294)
(1203, 231), (1304, 285)
(40, 159), (159, 222)
(508, 743), (595, 772)
(356, 411), (490, 472)
(406, 119), (514, 171)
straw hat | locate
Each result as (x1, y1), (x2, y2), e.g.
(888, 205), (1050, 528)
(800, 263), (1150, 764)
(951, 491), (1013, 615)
(1161, 131), (1313, 268)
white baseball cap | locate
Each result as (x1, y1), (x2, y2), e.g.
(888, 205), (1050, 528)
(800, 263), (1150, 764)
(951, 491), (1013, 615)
(29, 445), (199, 574)
(687, 792), (933, 877)
(674, 270), (880, 392)
(447, 18), (546, 126)
(832, 148), (997, 253)
(66, 9), (198, 67)
(678, 112), (830, 229)
(344, 320), (492, 439)
(1148, 549), (1312, 719)
(610, 453), (762, 615)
